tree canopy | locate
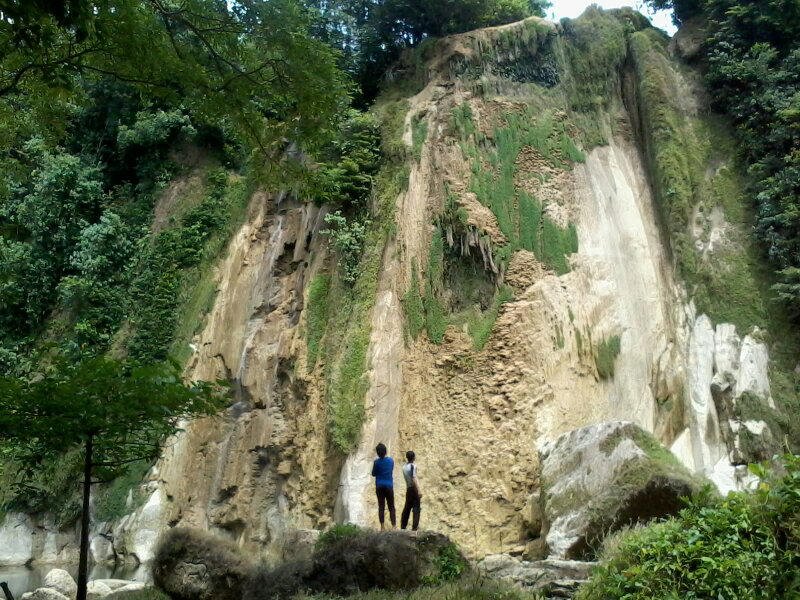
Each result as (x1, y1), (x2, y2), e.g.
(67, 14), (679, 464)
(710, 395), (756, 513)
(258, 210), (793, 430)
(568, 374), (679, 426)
(0, 357), (227, 600)
(0, 0), (350, 170)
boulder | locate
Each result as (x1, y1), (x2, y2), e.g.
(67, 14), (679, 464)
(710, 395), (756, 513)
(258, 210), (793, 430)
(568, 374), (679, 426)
(43, 570), (77, 600)
(153, 528), (254, 600)
(20, 589), (70, 600)
(92, 581), (137, 592)
(107, 583), (146, 598)
(477, 554), (594, 597)
(539, 421), (702, 560)
(86, 581), (113, 599)
(153, 527), (465, 600)
(94, 579), (144, 592)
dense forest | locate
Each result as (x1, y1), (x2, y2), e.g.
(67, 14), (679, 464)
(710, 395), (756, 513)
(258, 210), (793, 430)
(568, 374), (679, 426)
(0, 0), (550, 377)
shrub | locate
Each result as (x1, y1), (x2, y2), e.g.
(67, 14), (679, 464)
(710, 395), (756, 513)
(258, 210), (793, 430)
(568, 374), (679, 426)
(316, 523), (362, 550)
(577, 455), (800, 599)
(323, 211), (370, 285)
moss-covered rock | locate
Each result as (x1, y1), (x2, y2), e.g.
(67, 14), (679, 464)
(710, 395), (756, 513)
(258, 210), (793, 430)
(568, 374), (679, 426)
(538, 421), (704, 560)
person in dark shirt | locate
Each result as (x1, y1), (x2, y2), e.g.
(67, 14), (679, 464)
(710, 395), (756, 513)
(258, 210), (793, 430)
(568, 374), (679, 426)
(371, 442), (395, 530)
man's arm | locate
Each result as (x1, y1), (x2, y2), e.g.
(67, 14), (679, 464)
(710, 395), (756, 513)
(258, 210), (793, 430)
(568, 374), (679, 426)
(413, 466), (422, 496)
(371, 459), (377, 477)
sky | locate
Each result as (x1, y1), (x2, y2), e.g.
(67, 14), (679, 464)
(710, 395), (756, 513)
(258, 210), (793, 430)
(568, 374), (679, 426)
(546, 0), (677, 35)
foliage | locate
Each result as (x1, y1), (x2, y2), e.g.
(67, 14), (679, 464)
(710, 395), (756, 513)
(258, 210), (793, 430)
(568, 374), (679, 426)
(93, 459), (151, 523)
(594, 335), (621, 379)
(315, 523), (363, 550)
(0, 358), (226, 600)
(403, 264), (426, 340)
(127, 170), (247, 363)
(322, 99), (407, 453)
(411, 114), (429, 162)
(577, 455), (800, 599)
(306, 275), (332, 369)
(323, 211), (371, 285)
(642, 0), (800, 319)
(435, 543), (469, 582)
(0, 0), (349, 176)
(463, 106), (580, 274)
(111, 589), (171, 600)
(313, 111), (382, 209)
(299, 578), (535, 600)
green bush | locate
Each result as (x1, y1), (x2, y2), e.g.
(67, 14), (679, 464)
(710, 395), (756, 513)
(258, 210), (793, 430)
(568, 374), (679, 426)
(577, 455), (800, 599)
(316, 523), (362, 550)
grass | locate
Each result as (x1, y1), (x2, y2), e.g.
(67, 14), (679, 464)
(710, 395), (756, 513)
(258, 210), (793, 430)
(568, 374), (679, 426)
(300, 577), (541, 600)
(112, 590), (171, 600)
(412, 114), (429, 162)
(594, 335), (621, 379)
(403, 264), (426, 340)
(306, 275), (331, 369)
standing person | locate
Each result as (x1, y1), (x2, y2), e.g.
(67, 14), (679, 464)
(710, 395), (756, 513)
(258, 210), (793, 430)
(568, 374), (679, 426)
(401, 450), (422, 531)
(371, 443), (396, 530)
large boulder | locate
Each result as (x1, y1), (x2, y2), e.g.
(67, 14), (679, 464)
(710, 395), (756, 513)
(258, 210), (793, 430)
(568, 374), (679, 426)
(43, 570), (77, 600)
(538, 421), (702, 560)
(153, 527), (465, 600)
(153, 528), (255, 600)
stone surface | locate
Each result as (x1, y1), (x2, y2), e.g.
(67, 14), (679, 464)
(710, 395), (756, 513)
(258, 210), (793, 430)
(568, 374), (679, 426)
(106, 583), (145, 597)
(43, 570), (77, 600)
(539, 421), (699, 559)
(86, 581), (113, 599)
(477, 554), (594, 597)
(20, 589), (70, 600)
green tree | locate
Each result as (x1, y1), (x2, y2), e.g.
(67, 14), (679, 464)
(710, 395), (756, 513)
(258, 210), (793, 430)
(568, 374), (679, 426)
(0, 0), (349, 175)
(0, 358), (226, 600)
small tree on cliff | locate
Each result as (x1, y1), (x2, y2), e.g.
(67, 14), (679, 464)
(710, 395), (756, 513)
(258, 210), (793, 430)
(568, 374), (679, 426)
(0, 358), (226, 600)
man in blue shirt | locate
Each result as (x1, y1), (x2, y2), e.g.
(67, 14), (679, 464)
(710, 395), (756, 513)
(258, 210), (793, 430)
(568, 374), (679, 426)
(371, 443), (396, 530)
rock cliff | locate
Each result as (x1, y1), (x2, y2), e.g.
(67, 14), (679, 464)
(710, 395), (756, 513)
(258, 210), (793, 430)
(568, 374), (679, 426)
(2, 7), (794, 573)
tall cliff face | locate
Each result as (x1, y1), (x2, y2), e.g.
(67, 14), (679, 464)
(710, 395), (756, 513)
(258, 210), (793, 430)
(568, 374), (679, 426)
(3, 7), (793, 570)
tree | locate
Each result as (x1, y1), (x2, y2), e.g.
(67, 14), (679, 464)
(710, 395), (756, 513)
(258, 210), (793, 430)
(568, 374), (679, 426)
(0, 0), (349, 175)
(0, 358), (227, 600)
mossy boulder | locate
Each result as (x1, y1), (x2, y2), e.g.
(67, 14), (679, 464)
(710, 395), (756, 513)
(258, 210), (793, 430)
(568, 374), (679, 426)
(538, 421), (704, 560)
(153, 527), (466, 600)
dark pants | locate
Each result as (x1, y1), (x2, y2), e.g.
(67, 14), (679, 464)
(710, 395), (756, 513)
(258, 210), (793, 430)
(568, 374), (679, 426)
(376, 485), (395, 526)
(401, 487), (421, 531)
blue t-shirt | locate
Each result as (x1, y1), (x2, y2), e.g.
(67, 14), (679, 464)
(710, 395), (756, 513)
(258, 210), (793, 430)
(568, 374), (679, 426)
(372, 456), (394, 488)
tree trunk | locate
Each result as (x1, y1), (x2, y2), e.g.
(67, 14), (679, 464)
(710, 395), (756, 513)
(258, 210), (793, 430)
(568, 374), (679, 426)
(77, 434), (93, 600)
(1, 581), (15, 600)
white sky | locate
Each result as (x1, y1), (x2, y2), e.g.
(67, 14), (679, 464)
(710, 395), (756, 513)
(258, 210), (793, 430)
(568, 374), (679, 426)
(546, 0), (677, 35)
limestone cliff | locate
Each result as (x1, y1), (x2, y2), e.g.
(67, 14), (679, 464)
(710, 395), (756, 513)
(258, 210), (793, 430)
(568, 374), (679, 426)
(2, 7), (795, 571)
